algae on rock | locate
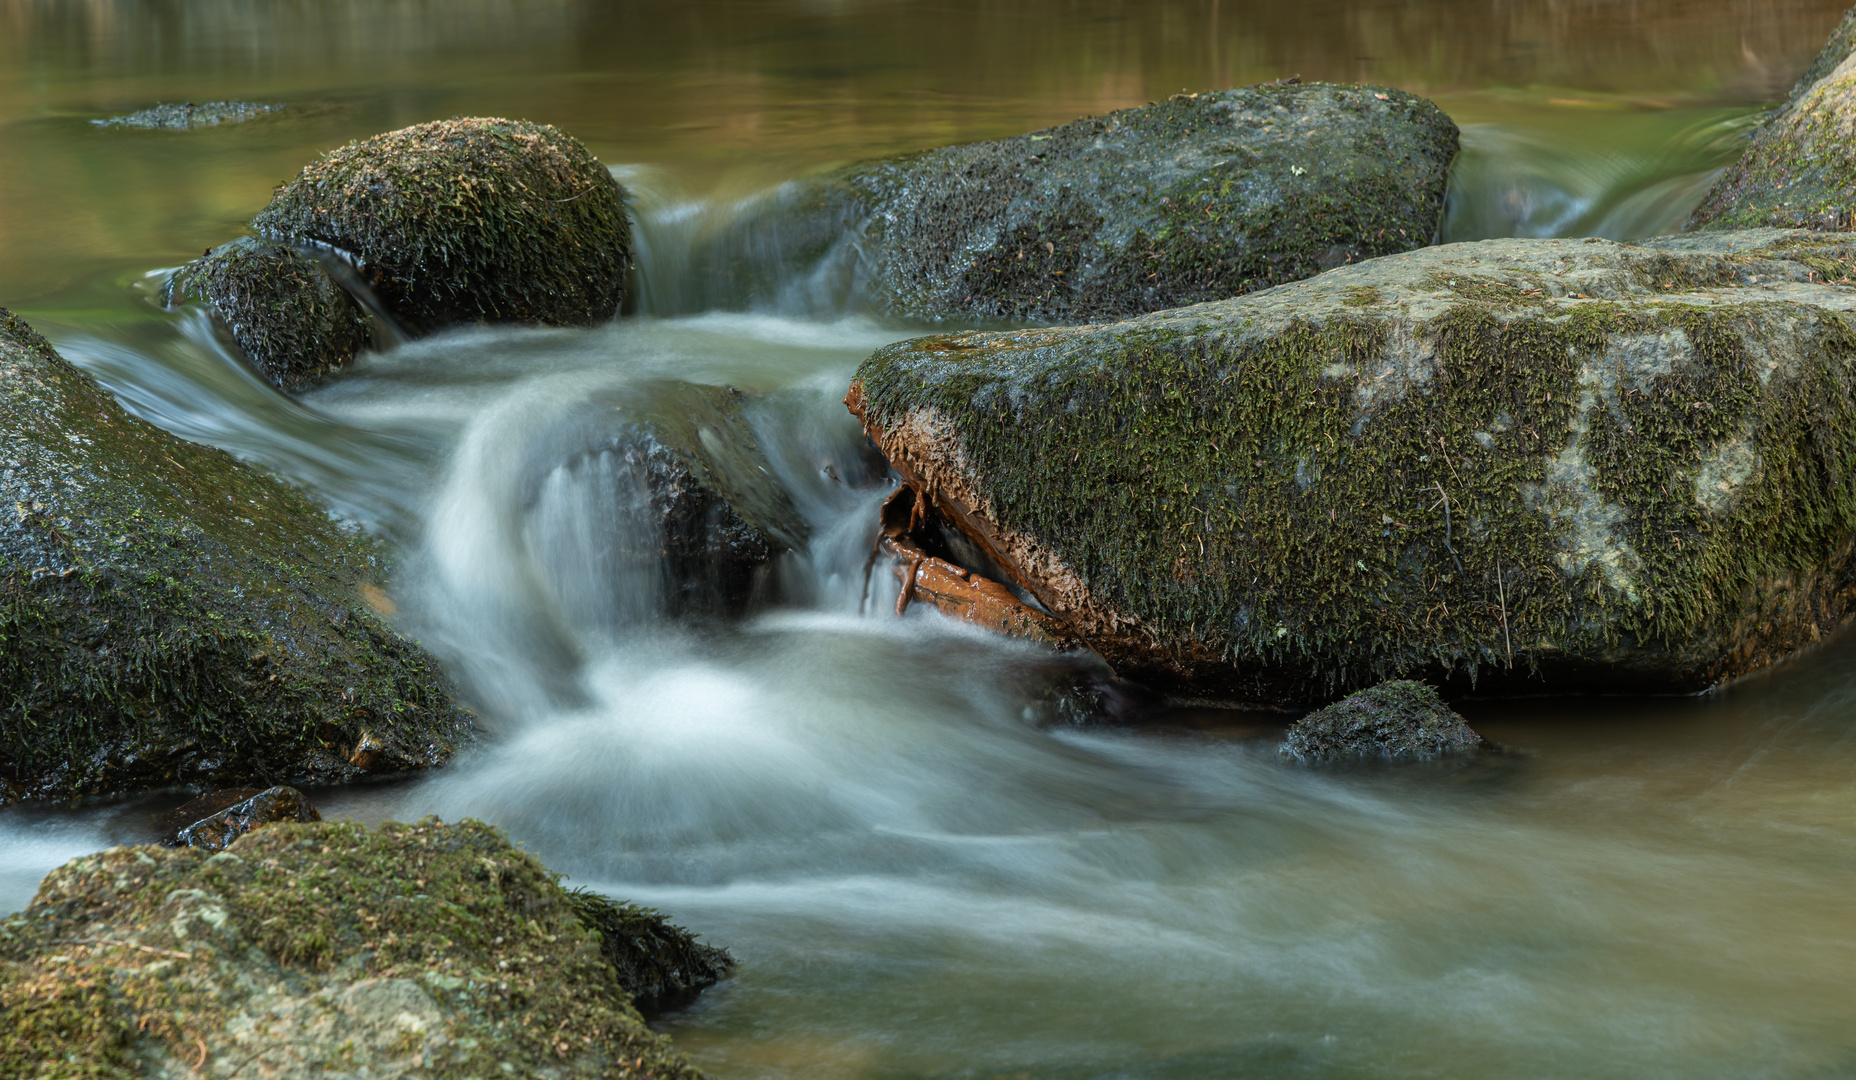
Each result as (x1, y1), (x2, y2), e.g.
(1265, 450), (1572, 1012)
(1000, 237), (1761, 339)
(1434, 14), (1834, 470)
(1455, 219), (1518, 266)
(0, 818), (716, 1078)
(1281, 680), (1482, 762)
(849, 230), (1856, 705)
(1688, 6), (1856, 232)
(0, 308), (474, 803)
(691, 82), (1458, 323)
(251, 117), (631, 335)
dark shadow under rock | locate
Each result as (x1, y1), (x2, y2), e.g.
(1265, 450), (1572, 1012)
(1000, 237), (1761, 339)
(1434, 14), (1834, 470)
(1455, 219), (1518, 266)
(166, 236), (371, 392)
(1281, 681), (1483, 764)
(565, 888), (736, 1016)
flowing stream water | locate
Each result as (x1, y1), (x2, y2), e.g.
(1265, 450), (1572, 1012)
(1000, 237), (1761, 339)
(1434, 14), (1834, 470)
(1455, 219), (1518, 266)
(5, 2), (1856, 1077)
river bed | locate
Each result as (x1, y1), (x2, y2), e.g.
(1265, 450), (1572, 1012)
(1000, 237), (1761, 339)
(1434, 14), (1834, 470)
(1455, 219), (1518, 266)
(4, 2), (1856, 1077)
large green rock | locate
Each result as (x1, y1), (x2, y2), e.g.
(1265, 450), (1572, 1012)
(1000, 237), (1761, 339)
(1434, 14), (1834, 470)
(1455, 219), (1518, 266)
(0, 818), (718, 1078)
(0, 309), (474, 802)
(1688, 7), (1856, 231)
(699, 82), (1458, 323)
(849, 230), (1856, 705)
(251, 117), (631, 336)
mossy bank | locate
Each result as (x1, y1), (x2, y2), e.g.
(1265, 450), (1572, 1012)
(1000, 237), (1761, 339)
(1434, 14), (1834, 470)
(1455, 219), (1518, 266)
(0, 309), (474, 802)
(850, 230), (1856, 705)
(0, 818), (719, 1078)
(692, 82), (1457, 323)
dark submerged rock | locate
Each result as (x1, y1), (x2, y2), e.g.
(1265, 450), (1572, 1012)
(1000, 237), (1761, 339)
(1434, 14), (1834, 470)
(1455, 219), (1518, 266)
(0, 818), (712, 1077)
(0, 309), (474, 803)
(168, 785), (322, 851)
(1281, 681), (1482, 763)
(166, 236), (371, 392)
(696, 82), (1457, 322)
(1688, 8), (1856, 231)
(251, 117), (631, 336)
(94, 101), (280, 130)
(848, 229), (1856, 705)
(564, 888), (735, 1015)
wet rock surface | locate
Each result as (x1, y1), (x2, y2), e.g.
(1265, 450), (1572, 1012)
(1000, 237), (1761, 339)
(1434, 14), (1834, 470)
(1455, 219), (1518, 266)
(251, 117), (631, 336)
(166, 236), (371, 392)
(849, 229), (1856, 705)
(1281, 681), (1482, 763)
(0, 818), (713, 1078)
(697, 81), (1457, 323)
(1688, 8), (1856, 231)
(94, 101), (281, 130)
(565, 888), (735, 1015)
(167, 785), (322, 851)
(0, 309), (475, 803)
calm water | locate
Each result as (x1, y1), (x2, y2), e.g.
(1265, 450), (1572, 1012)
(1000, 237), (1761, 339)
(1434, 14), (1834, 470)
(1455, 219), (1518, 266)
(4, 2), (1856, 1077)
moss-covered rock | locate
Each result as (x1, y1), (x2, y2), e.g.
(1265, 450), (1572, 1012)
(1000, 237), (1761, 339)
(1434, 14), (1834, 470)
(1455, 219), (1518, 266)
(696, 82), (1458, 323)
(848, 229), (1856, 705)
(1281, 680), (1481, 762)
(166, 236), (372, 392)
(0, 818), (717, 1078)
(1688, 8), (1856, 231)
(0, 308), (475, 803)
(93, 101), (281, 130)
(564, 889), (734, 1015)
(252, 117), (631, 336)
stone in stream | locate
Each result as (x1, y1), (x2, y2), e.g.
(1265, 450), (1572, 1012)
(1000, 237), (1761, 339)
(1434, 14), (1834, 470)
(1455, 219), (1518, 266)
(165, 236), (371, 393)
(847, 229), (1856, 706)
(690, 81), (1458, 323)
(93, 101), (281, 130)
(0, 309), (475, 804)
(0, 818), (723, 1077)
(250, 116), (632, 337)
(1687, 7), (1856, 231)
(1281, 680), (1482, 763)
(165, 785), (323, 851)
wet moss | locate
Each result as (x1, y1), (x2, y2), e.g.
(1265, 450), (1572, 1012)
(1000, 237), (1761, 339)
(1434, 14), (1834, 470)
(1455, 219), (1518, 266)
(166, 236), (371, 392)
(252, 117), (631, 335)
(564, 889), (734, 1015)
(0, 308), (474, 803)
(1280, 679), (1481, 762)
(852, 235), (1856, 703)
(0, 818), (711, 1078)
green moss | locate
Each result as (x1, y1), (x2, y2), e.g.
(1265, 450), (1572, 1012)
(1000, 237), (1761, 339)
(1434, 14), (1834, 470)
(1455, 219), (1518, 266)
(0, 819), (710, 1078)
(1689, 51), (1856, 232)
(854, 264), (1856, 701)
(252, 117), (631, 335)
(564, 889), (734, 1015)
(0, 308), (474, 803)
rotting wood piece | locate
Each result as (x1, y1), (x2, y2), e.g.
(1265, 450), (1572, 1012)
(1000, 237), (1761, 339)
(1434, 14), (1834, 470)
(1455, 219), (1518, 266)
(875, 484), (1080, 650)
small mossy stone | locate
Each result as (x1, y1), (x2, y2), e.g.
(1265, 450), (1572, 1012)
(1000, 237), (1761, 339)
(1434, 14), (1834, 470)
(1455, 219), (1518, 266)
(94, 101), (280, 130)
(0, 308), (475, 803)
(849, 230), (1856, 705)
(1688, 10), (1856, 232)
(564, 888), (735, 1015)
(1281, 680), (1481, 763)
(252, 117), (631, 335)
(689, 82), (1457, 322)
(0, 818), (710, 1078)
(167, 236), (370, 392)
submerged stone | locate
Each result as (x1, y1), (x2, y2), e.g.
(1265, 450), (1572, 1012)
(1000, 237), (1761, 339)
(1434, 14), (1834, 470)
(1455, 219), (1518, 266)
(0, 818), (716, 1077)
(251, 117), (632, 336)
(166, 236), (371, 392)
(1688, 9), (1856, 231)
(169, 785), (322, 851)
(848, 229), (1856, 705)
(693, 81), (1457, 322)
(94, 101), (281, 130)
(1281, 680), (1482, 763)
(0, 309), (475, 803)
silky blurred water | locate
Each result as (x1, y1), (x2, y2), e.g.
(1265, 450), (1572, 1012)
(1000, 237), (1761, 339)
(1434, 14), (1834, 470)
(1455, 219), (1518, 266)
(4, 2), (1856, 1078)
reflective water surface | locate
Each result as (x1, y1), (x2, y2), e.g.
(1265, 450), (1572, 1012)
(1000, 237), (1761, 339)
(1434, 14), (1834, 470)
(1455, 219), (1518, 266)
(4, 2), (1856, 1078)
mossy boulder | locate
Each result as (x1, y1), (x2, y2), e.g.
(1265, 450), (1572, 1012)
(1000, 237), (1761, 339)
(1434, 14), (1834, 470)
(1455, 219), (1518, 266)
(848, 229), (1856, 705)
(0, 309), (474, 802)
(1281, 680), (1482, 762)
(1688, 8), (1856, 231)
(0, 818), (718, 1078)
(166, 236), (371, 392)
(251, 117), (631, 337)
(696, 82), (1458, 323)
